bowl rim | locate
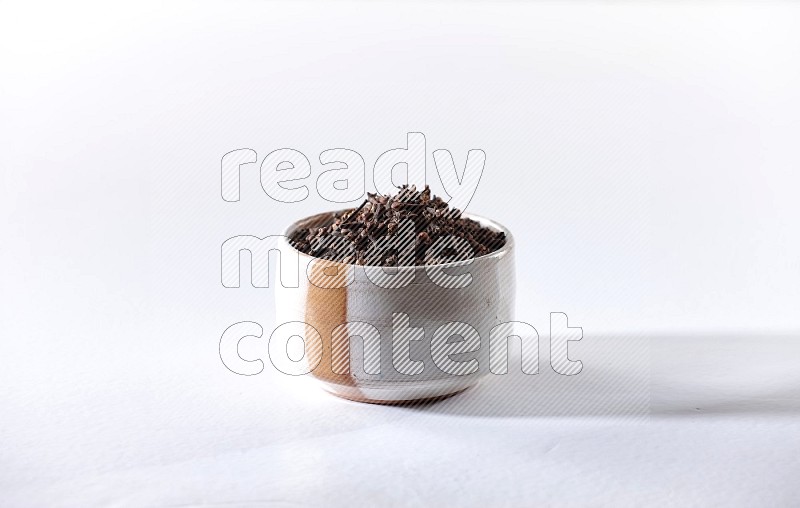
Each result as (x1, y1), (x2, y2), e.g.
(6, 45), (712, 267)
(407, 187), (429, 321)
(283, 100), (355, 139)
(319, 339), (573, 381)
(279, 209), (514, 270)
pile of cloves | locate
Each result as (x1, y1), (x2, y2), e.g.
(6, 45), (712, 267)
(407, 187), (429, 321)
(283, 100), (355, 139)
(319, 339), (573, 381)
(288, 185), (506, 266)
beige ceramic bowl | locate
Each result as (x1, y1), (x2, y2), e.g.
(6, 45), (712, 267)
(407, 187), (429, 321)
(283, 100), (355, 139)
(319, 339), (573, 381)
(275, 211), (515, 403)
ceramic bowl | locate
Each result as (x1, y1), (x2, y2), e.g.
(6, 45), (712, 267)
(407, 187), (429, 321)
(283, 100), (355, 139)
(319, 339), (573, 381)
(275, 211), (515, 403)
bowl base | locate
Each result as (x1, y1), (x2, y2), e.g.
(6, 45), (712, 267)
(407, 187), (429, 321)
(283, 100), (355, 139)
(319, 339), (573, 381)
(325, 386), (471, 405)
(317, 377), (480, 405)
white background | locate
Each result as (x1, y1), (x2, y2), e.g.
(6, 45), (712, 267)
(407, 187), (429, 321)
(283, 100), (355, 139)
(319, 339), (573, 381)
(2, 1), (799, 506)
